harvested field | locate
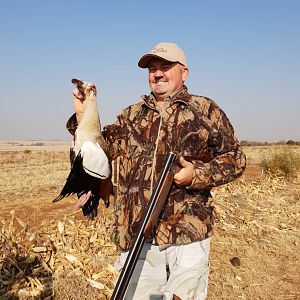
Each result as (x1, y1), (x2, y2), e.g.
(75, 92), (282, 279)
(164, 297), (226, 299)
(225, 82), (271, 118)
(0, 144), (300, 299)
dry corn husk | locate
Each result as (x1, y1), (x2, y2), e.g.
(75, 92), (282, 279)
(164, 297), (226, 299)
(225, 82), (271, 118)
(0, 209), (118, 299)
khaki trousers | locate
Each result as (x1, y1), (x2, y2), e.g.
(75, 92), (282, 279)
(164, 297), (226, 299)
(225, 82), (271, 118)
(114, 238), (211, 300)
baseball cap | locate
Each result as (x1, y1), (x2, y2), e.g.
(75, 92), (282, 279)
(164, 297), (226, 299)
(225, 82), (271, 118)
(138, 42), (188, 68)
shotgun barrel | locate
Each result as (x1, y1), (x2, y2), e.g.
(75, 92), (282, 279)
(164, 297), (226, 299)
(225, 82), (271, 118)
(111, 152), (177, 300)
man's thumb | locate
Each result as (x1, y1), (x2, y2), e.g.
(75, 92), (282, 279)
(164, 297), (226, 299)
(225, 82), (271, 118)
(178, 156), (188, 167)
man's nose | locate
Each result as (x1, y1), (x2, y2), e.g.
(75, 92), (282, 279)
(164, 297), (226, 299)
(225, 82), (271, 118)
(154, 69), (164, 77)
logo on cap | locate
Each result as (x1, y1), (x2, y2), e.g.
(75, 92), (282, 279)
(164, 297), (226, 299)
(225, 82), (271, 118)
(151, 47), (168, 54)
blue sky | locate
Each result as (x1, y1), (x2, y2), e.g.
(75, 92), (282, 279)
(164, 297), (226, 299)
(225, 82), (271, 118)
(0, 0), (299, 141)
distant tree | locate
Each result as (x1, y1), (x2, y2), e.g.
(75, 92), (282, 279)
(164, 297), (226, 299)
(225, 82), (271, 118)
(30, 142), (44, 146)
(287, 140), (296, 145)
(275, 140), (286, 145)
(240, 140), (251, 147)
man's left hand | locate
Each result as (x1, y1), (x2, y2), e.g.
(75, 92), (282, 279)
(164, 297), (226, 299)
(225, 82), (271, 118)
(173, 156), (194, 187)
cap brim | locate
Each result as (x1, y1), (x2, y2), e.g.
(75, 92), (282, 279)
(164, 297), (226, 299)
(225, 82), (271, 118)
(138, 54), (176, 68)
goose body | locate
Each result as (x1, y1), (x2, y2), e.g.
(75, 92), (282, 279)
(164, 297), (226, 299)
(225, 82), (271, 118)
(53, 79), (112, 219)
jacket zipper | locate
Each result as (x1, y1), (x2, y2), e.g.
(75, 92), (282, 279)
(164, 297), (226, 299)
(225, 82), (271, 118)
(150, 105), (165, 193)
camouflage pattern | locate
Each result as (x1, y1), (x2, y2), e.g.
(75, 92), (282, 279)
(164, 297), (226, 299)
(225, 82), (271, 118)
(67, 86), (246, 251)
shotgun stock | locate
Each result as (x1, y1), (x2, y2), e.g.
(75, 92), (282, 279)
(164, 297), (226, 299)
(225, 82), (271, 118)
(111, 152), (177, 300)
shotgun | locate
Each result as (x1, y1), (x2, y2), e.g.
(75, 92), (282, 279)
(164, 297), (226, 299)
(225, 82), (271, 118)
(111, 152), (177, 300)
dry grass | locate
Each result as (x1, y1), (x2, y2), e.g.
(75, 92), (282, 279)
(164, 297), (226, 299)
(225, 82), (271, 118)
(0, 145), (300, 299)
(0, 140), (71, 152)
(242, 145), (300, 165)
(209, 176), (300, 299)
(0, 150), (70, 197)
(261, 149), (300, 177)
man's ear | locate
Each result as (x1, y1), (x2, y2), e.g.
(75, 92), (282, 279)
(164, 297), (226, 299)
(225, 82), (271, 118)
(182, 67), (189, 82)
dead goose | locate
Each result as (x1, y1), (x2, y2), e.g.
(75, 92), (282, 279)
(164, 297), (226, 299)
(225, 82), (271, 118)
(53, 79), (112, 219)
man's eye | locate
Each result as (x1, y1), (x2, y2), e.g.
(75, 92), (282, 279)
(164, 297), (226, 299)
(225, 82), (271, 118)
(162, 65), (171, 71)
(149, 68), (156, 72)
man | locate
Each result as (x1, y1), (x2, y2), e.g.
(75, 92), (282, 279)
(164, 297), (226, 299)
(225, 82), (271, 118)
(69, 42), (246, 299)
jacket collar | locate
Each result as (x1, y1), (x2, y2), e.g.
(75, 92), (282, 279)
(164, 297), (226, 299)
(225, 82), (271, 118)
(141, 85), (192, 110)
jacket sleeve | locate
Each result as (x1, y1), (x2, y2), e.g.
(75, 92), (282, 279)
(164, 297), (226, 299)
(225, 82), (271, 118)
(102, 112), (128, 161)
(187, 103), (246, 190)
(66, 113), (78, 138)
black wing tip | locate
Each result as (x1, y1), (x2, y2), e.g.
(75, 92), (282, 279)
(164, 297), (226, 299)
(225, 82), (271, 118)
(52, 195), (64, 203)
(103, 199), (110, 208)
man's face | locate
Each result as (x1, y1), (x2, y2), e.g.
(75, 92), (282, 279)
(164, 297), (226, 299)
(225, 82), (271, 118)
(148, 59), (189, 100)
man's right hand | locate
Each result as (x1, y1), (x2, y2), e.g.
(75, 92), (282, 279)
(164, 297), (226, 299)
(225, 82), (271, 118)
(72, 79), (87, 123)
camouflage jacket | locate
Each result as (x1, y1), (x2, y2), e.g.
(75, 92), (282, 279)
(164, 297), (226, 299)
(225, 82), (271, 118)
(67, 86), (246, 251)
